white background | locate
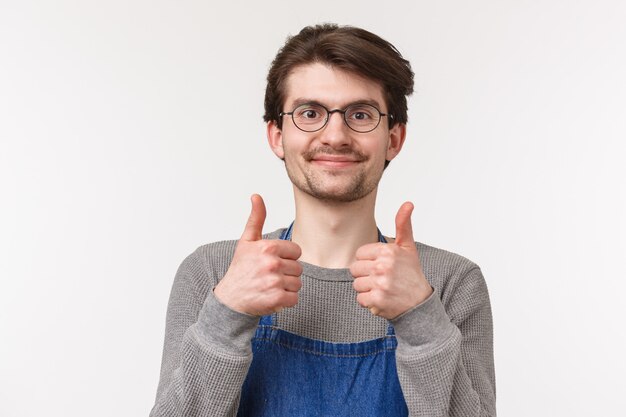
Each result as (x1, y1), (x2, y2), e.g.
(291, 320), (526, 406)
(1, 1), (625, 416)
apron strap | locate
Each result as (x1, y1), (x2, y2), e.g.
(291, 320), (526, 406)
(267, 222), (392, 332)
(259, 314), (274, 326)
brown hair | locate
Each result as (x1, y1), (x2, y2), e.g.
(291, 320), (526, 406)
(264, 24), (414, 129)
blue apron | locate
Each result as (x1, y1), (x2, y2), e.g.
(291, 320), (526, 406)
(237, 223), (408, 416)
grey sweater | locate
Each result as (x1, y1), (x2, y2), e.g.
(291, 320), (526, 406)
(150, 229), (496, 417)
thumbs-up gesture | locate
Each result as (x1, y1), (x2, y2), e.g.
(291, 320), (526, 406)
(213, 194), (303, 316)
(350, 202), (433, 320)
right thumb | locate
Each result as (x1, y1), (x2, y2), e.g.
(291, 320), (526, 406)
(241, 194), (266, 241)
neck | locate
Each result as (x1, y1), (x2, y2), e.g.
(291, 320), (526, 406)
(291, 187), (379, 268)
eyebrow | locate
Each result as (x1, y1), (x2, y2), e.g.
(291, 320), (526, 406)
(288, 98), (384, 110)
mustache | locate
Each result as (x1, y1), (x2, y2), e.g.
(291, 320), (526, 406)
(302, 147), (367, 162)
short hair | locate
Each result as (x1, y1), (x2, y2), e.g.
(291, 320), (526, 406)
(264, 24), (414, 130)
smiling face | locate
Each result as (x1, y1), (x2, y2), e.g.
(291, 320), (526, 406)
(267, 63), (406, 203)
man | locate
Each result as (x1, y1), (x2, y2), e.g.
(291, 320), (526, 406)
(151, 24), (496, 417)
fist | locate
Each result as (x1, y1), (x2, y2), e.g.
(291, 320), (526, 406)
(213, 194), (303, 316)
(350, 202), (433, 320)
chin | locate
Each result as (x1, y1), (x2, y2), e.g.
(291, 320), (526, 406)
(286, 160), (382, 203)
(301, 181), (377, 203)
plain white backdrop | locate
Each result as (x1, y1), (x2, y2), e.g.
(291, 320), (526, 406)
(1, 1), (625, 416)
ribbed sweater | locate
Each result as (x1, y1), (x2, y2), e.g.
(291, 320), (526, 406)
(150, 228), (496, 416)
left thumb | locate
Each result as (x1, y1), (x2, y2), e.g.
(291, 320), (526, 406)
(395, 202), (415, 248)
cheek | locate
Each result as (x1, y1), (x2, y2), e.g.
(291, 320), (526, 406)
(281, 134), (308, 158)
(281, 142), (297, 159)
(383, 139), (398, 160)
(281, 142), (305, 167)
(371, 140), (390, 161)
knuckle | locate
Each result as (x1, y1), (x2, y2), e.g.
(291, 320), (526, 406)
(356, 292), (368, 307)
(380, 245), (395, 257)
(291, 261), (303, 276)
(264, 274), (282, 289)
(284, 276), (300, 291)
(262, 257), (282, 272)
(376, 276), (392, 291)
(282, 292), (299, 308)
(290, 242), (303, 258)
(259, 241), (278, 255)
(373, 261), (389, 275)
(369, 290), (384, 306)
(349, 265), (357, 276)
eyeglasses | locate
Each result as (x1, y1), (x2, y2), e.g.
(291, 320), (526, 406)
(279, 102), (393, 133)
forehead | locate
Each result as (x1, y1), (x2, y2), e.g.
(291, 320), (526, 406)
(283, 62), (386, 109)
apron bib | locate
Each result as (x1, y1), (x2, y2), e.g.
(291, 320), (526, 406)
(237, 224), (408, 416)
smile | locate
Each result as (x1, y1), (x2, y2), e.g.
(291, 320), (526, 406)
(310, 157), (360, 168)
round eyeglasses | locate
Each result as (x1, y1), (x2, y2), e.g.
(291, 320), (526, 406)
(279, 102), (393, 133)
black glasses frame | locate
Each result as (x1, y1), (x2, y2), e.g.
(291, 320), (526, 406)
(279, 102), (394, 133)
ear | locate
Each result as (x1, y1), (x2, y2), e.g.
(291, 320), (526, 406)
(385, 123), (407, 161)
(267, 120), (285, 159)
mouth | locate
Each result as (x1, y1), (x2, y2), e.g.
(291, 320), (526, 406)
(305, 149), (366, 169)
(310, 155), (361, 168)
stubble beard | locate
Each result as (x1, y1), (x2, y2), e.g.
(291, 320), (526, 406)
(283, 149), (384, 203)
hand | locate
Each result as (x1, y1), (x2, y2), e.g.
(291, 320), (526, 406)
(213, 194), (303, 316)
(350, 202), (433, 320)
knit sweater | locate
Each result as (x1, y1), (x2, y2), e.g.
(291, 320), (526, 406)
(150, 228), (496, 417)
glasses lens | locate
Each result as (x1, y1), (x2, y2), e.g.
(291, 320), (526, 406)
(292, 104), (327, 132)
(344, 104), (381, 132)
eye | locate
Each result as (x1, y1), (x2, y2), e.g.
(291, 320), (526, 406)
(303, 109), (319, 119)
(295, 104), (325, 120)
(346, 105), (376, 121)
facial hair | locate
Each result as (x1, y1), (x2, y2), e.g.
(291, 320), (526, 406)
(284, 146), (384, 203)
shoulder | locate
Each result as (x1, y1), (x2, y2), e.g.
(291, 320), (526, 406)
(170, 229), (285, 303)
(416, 241), (480, 279)
(384, 237), (478, 276)
(414, 241), (489, 316)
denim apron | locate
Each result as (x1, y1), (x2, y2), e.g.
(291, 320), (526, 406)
(237, 224), (409, 416)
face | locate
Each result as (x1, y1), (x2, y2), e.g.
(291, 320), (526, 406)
(267, 63), (406, 203)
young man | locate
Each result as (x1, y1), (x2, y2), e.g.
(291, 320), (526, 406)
(151, 24), (496, 417)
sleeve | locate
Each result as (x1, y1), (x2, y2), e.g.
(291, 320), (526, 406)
(149, 249), (260, 417)
(390, 266), (496, 417)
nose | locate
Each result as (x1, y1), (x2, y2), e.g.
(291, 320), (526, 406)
(319, 111), (351, 149)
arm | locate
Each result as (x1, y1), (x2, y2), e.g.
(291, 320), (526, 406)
(391, 266), (496, 417)
(151, 194), (302, 417)
(150, 249), (259, 417)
